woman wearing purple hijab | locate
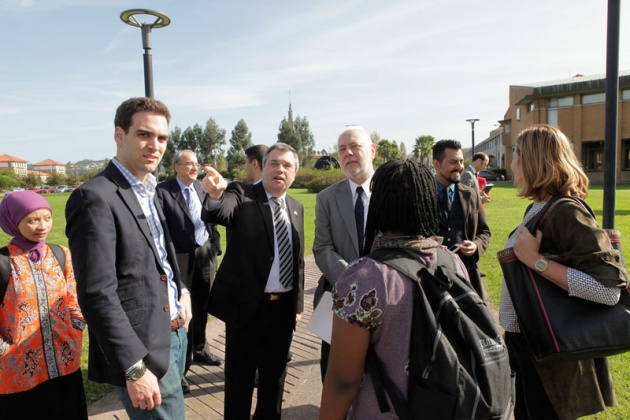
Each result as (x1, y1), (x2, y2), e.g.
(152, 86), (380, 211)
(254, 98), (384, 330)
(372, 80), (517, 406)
(0, 191), (87, 420)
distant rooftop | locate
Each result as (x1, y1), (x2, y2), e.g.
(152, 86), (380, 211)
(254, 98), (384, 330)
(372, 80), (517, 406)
(0, 154), (28, 163)
(514, 69), (630, 88)
(33, 159), (66, 166)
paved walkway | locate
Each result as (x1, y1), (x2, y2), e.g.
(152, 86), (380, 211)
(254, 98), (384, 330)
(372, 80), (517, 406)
(88, 254), (324, 419)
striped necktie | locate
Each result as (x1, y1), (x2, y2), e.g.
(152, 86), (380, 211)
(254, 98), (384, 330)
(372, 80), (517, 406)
(270, 197), (293, 288)
(184, 186), (209, 246)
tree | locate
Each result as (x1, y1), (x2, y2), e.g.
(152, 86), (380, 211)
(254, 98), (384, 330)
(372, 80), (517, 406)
(277, 115), (316, 167)
(199, 118), (227, 167)
(412, 135), (435, 164)
(46, 172), (66, 186)
(226, 119), (252, 175)
(399, 141), (408, 160)
(376, 139), (400, 163)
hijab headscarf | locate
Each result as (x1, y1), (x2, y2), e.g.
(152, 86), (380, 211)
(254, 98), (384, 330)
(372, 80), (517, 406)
(0, 191), (52, 262)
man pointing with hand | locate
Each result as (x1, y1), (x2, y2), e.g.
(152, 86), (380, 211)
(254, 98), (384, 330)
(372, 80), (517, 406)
(201, 142), (305, 420)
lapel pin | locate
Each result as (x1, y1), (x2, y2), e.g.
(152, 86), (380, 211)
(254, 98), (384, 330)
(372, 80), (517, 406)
(293, 211), (298, 215)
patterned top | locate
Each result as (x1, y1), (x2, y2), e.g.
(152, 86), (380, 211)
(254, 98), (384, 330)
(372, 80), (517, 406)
(333, 235), (469, 419)
(0, 243), (85, 394)
(499, 202), (621, 332)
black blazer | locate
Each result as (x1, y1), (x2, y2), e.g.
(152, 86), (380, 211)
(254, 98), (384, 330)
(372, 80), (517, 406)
(202, 182), (305, 328)
(156, 178), (222, 257)
(65, 162), (183, 387)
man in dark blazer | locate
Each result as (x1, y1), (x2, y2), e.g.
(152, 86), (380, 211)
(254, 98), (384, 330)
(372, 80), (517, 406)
(66, 97), (191, 418)
(201, 142), (305, 420)
(461, 152), (491, 206)
(312, 125), (376, 381)
(156, 150), (223, 394)
(432, 139), (491, 302)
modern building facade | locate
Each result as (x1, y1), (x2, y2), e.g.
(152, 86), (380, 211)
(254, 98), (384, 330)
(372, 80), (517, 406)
(465, 128), (505, 168)
(499, 70), (630, 182)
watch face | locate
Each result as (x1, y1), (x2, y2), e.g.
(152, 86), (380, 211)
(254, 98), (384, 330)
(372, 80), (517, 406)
(535, 259), (547, 271)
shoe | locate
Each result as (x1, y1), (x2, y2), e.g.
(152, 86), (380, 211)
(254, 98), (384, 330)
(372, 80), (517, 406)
(287, 351), (293, 362)
(480, 272), (487, 277)
(181, 377), (191, 394)
(193, 350), (224, 366)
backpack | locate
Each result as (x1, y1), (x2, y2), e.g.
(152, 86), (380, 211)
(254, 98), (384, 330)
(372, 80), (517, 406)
(0, 244), (66, 303)
(367, 247), (514, 420)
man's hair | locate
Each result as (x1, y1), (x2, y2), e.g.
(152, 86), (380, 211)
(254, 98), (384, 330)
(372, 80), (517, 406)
(472, 152), (488, 163)
(245, 145), (268, 167)
(432, 139), (462, 162)
(338, 125), (371, 143)
(262, 143), (300, 171)
(515, 124), (589, 200)
(114, 97), (171, 133)
(173, 149), (195, 166)
(364, 159), (439, 255)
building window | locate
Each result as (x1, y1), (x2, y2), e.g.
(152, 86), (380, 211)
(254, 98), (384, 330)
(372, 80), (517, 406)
(558, 96), (574, 107)
(623, 140), (630, 170)
(516, 108), (521, 121)
(529, 103), (535, 112)
(582, 141), (605, 171)
(504, 124), (510, 134)
(583, 92), (605, 105)
(548, 98), (558, 127)
(623, 90), (630, 101)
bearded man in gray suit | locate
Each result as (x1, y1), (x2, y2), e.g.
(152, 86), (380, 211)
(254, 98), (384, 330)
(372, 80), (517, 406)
(312, 125), (376, 381)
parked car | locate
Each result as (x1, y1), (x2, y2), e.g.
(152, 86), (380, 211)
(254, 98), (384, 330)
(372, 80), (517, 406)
(54, 185), (69, 193)
(478, 170), (505, 181)
(40, 186), (55, 194)
(13, 187), (25, 192)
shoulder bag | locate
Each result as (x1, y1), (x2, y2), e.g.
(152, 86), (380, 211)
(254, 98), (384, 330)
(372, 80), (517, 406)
(498, 196), (630, 362)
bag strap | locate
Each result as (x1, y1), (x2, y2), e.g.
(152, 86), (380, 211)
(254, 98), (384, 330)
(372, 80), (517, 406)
(528, 196), (594, 234)
(0, 244), (66, 304)
(365, 247), (456, 419)
(0, 246), (10, 304)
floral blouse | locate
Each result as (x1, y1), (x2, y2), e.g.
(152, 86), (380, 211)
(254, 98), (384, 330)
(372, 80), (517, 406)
(0, 243), (85, 394)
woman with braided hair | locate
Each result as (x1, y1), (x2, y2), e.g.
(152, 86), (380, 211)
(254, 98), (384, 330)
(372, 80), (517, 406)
(320, 159), (470, 419)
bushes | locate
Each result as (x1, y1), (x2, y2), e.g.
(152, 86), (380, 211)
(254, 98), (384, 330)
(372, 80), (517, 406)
(292, 168), (346, 193)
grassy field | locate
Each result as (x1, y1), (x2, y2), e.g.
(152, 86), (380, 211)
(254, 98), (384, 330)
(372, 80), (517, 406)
(1, 186), (629, 416)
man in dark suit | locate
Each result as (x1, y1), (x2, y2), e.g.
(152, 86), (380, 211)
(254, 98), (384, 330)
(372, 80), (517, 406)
(66, 97), (191, 418)
(461, 152), (491, 206)
(313, 125), (376, 381)
(432, 139), (491, 302)
(156, 150), (223, 394)
(200, 142), (304, 420)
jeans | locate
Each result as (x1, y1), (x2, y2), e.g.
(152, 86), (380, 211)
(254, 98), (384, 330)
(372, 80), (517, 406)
(115, 328), (188, 419)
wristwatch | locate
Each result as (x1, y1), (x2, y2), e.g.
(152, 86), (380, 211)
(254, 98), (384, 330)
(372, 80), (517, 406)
(125, 361), (147, 382)
(534, 256), (549, 272)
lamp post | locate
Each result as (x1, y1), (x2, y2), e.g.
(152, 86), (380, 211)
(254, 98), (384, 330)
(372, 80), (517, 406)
(466, 118), (480, 156)
(120, 9), (171, 98)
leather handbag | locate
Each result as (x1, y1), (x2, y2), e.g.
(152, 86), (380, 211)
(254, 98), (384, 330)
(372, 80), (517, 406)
(498, 196), (630, 362)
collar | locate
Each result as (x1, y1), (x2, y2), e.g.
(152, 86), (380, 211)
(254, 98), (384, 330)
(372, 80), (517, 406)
(112, 157), (157, 192)
(349, 177), (372, 198)
(176, 178), (194, 192)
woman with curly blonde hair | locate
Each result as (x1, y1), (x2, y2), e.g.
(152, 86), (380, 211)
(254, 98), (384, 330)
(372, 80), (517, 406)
(501, 124), (628, 419)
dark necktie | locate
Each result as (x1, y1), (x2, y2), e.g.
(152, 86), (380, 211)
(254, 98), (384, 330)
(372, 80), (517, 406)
(270, 197), (293, 288)
(355, 186), (365, 255)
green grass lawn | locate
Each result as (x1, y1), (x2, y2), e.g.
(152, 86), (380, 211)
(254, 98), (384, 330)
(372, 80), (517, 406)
(1, 186), (629, 416)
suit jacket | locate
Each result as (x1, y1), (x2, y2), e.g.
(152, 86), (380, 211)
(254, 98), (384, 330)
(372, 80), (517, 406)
(460, 166), (480, 192)
(202, 182), (305, 328)
(312, 178), (361, 306)
(65, 162), (183, 387)
(156, 178), (221, 282)
(455, 182), (491, 300)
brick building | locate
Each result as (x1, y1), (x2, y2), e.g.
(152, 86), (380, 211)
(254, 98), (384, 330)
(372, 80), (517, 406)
(498, 70), (630, 182)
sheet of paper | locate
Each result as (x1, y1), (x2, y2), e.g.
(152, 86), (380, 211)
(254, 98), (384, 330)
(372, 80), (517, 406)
(306, 291), (333, 344)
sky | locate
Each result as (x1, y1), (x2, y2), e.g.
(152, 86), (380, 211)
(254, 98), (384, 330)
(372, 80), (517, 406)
(2, 0), (630, 165)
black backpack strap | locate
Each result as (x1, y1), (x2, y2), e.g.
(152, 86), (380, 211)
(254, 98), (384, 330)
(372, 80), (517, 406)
(48, 244), (66, 274)
(0, 246), (10, 303)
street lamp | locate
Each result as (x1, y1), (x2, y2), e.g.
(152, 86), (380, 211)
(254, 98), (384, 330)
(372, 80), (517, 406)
(466, 118), (480, 156)
(120, 9), (171, 98)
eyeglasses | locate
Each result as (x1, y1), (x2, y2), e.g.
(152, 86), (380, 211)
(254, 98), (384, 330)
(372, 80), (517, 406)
(177, 162), (201, 169)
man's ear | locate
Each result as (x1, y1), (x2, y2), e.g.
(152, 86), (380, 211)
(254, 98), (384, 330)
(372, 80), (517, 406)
(114, 126), (125, 147)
